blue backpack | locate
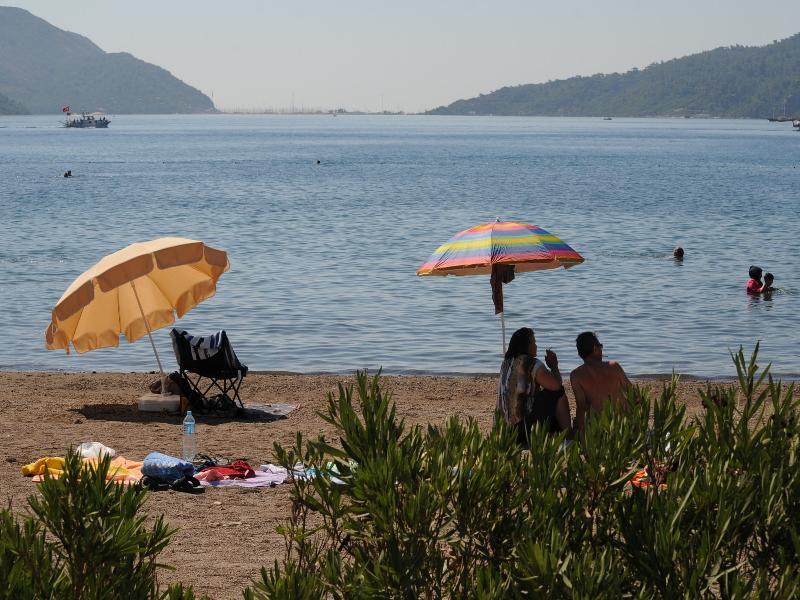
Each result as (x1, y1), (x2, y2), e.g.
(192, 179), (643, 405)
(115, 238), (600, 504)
(141, 452), (200, 492)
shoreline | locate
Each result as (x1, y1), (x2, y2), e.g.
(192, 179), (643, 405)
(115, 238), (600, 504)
(4, 368), (798, 382)
(0, 113), (777, 120)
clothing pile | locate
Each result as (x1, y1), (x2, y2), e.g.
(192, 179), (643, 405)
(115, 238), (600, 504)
(627, 466), (668, 492)
(21, 443), (303, 491)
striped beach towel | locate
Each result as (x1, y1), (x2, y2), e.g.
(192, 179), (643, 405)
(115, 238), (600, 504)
(171, 329), (224, 361)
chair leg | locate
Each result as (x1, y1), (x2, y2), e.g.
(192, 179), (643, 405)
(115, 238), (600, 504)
(230, 374), (245, 409)
(179, 370), (245, 412)
(183, 371), (210, 407)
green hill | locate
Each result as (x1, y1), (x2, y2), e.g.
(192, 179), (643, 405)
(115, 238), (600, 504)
(0, 6), (214, 114)
(428, 34), (800, 118)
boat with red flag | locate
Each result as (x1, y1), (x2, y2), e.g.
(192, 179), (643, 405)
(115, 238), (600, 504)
(61, 106), (110, 128)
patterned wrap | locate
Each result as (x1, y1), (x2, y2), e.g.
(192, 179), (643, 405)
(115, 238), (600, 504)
(497, 355), (543, 426)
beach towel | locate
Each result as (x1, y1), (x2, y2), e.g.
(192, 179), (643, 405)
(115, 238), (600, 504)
(21, 457), (66, 477)
(197, 464), (290, 488)
(23, 456), (143, 483)
(290, 462), (346, 485)
(171, 329), (224, 361)
(242, 403), (299, 421)
(198, 459), (255, 479)
(60, 456), (143, 483)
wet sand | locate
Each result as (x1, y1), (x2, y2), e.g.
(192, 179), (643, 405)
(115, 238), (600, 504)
(0, 370), (722, 598)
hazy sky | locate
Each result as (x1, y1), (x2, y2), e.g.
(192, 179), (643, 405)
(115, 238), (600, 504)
(8, 1), (799, 112)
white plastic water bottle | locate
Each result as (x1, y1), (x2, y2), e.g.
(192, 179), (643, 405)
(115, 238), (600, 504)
(182, 410), (197, 461)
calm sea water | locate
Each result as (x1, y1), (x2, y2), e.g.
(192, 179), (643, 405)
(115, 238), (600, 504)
(1, 114), (798, 378)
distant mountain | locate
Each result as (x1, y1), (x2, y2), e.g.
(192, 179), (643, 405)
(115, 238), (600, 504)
(0, 6), (214, 114)
(0, 90), (27, 114)
(428, 34), (800, 118)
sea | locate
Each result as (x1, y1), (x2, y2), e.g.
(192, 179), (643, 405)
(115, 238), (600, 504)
(1, 114), (798, 379)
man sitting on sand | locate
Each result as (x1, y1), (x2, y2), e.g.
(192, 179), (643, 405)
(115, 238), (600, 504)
(570, 332), (633, 432)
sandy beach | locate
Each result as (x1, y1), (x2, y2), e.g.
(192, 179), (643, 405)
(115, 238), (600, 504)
(1, 370), (728, 598)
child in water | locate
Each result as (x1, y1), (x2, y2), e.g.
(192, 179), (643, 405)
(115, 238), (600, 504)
(763, 273), (775, 293)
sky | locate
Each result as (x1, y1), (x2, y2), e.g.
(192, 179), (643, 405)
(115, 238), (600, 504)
(7, 1), (799, 113)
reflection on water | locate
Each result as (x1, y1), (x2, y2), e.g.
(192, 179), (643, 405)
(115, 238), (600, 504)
(0, 114), (798, 378)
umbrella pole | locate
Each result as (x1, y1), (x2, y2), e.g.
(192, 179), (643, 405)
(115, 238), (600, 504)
(500, 311), (506, 355)
(130, 280), (167, 394)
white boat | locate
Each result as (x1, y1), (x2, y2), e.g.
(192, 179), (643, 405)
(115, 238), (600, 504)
(63, 111), (110, 128)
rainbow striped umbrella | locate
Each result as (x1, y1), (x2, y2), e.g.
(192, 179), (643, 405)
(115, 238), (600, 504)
(417, 220), (584, 351)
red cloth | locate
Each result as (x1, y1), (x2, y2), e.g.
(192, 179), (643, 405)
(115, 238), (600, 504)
(490, 264), (515, 314)
(199, 460), (255, 479)
(62, 105), (70, 113)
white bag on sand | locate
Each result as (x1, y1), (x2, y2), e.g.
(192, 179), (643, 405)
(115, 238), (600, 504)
(76, 442), (116, 459)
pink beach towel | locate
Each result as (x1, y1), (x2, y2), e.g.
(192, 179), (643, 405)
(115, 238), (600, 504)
(198, 464), (289, 488)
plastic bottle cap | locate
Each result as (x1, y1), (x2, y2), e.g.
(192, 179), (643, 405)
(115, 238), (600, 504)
(186, 411), (192, 416)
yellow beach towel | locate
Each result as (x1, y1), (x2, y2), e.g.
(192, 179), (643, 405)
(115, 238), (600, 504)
(22, 456), (143, 483)
(21, 457), (66, 477)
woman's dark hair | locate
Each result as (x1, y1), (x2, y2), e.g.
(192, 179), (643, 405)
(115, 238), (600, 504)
(749, 265), (763, 280)
(505, 327), (533, 360)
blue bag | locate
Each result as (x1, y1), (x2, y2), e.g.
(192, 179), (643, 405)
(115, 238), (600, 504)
(141, 452), (195, 484)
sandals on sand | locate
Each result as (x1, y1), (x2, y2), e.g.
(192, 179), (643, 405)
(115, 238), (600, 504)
(140, 474), (203, 494)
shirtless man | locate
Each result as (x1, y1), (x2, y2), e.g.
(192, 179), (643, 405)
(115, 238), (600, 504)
(570, 332), (632, 432)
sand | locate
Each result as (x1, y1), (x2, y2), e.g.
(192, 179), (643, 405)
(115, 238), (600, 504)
(0, 370), (721, 598)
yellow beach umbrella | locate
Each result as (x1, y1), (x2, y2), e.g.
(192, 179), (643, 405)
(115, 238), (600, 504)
(45, 237), (229, 381)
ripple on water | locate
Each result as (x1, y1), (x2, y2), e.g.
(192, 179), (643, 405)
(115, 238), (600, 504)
(0, 114), (798, 378)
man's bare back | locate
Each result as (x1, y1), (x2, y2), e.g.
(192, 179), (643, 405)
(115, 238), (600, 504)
(570, 333), (632, 432)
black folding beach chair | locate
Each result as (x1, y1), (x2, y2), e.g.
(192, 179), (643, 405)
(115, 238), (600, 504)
(170, 329), (248, 413)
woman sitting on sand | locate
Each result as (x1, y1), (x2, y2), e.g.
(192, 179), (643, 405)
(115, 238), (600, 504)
(496, 327), (571, 447)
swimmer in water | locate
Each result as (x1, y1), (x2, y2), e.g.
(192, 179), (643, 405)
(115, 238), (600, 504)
(63, 170), (72, 178)
(746, 265), (764, 294)
(763, 272), (775, 294)
(673, 246), (684, 260)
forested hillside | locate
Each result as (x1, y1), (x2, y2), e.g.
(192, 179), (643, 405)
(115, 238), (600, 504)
(0, 6), (214, 114)
(429, 34), (800, 118)
(0, 91), (27, 114)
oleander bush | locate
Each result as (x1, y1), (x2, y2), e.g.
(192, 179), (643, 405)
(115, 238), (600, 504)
(0, 451), (203, 600)
(249, 345), (800, 599)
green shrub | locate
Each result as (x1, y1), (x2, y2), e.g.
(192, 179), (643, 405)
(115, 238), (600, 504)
(249, 346), (800, 599)
(0, 451), (204, 600)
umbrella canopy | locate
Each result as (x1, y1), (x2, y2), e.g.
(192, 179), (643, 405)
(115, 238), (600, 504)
(417, 220), (584, 352)
(45, 237), (229, 355)
(417, 220), (584, 277)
